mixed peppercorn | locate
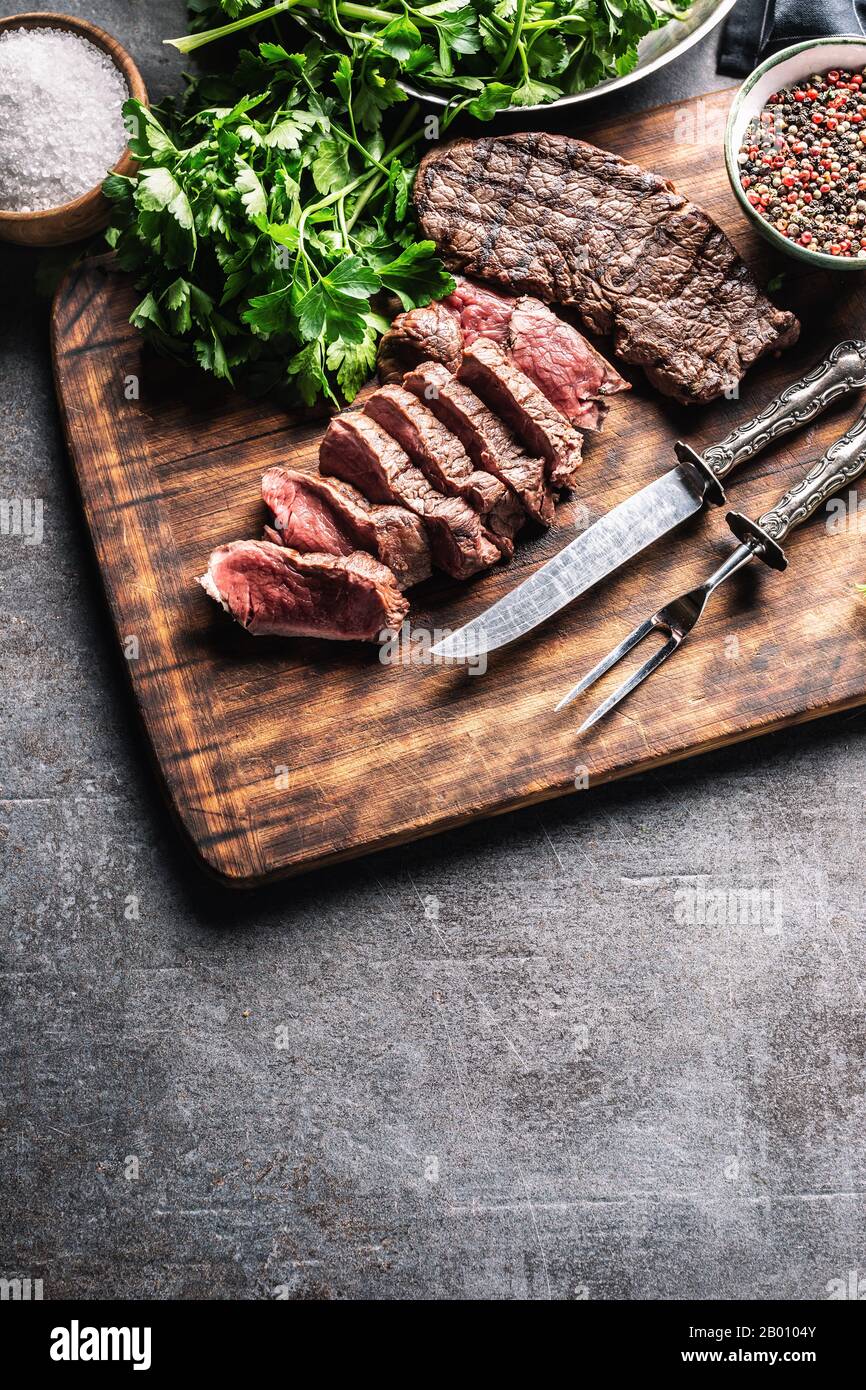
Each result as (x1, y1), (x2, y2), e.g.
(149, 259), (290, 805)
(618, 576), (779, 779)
(736, 67), (866, 258)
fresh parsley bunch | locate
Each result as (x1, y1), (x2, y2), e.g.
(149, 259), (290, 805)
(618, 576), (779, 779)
(173, 0), (697, 109)
(108, 0), (696, 404)
(104, 40), (453, 405)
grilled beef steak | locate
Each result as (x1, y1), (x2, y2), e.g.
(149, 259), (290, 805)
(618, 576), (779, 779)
(378, 300), (463, 384)
(363, 385), (523, 557)
(199, 539), (408, 640)
(377, 275), (626, 430)
(364, 385), (503, 515)
(402, 361), (554, 526)
(458, 338), (583, 489)
(261, 466), (431, 589)
(415, 133), (800, 405)
(319, 412), (501, 580)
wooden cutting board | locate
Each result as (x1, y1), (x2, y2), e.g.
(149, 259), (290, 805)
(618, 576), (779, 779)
(51, 87), (866, 885)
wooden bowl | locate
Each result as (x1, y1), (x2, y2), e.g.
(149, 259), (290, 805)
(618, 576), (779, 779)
(0, 12), (147, 247)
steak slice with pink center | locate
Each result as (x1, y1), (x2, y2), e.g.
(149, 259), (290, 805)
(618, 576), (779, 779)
(402, 361), (554, 526)
(507, 296), (628, 431)
(261, 466), (431, 589)
(199, 539), (408, 641)
(377, 276), (627, 430)
(444, 277), (513, 346)
(364, 384), (522, 557)
(458, 338), (584, 490)
(319, 412), (500, 581)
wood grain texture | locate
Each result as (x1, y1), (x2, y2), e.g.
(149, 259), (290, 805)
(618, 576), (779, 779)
(50, 88), (866, 885)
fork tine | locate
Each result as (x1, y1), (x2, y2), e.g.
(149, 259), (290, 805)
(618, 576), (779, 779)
(577, 635), (679, 735)
(554, 617), (657, 712)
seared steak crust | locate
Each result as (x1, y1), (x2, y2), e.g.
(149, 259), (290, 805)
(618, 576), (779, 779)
(402, 361), (554, 526)
(458, 337), (583, 489)
(261, 466), (431, 589)
(378, 300), (463, 384)
(319, 413), (500, 580)
(199, 539), (408, 641)
(415, 132), (800, 405)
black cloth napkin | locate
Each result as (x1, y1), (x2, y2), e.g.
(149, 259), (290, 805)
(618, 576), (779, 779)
(718, 0), (866, 78)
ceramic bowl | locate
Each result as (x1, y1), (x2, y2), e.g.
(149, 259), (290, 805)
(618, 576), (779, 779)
(725, 37), (866, 271)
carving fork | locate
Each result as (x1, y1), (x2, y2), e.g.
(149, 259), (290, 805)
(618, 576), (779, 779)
(556, 404), (866, 734)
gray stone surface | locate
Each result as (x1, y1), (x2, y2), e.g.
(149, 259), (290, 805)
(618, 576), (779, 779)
(1, 1), (864, 1301)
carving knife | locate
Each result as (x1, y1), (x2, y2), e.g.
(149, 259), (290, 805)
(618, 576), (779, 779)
(555, 400), (866, 731)
(429, 340), (866, 661)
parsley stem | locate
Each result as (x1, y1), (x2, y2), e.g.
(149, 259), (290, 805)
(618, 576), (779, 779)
(496, 0), (528, 79)
(294, 100), (419, 276)
(336, 2), (413, 21)
(326, 0), (355, 41)
(345, 104), (420, 231)
(518, 39), (530, 84)
(334, 125), (389, 175)
(379, 102), (420, 166)
(297, 164), (373, 251)
(165, 1), (438, 54)
(165, 3), (301, 53)
(337, 194), (350, 250)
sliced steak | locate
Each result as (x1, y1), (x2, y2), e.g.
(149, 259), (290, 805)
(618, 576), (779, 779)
(364, 385), (503, 514)
(377, 275), (626, 430)
(199, 539), (408, 641)
(378, 300), (463, 384)
(458, 337), (583, 490)
(508, 296), (627, 431)
(402, 361), (554, 526)
(319, 412), (500, 580)
(415, 133), (800, 405)
(261, 466), (431, 590)
(482, 485), (525, 558)
(445, 277), (512, 346)
(448, 280), (628, 430)
(363, 385), (521, 557)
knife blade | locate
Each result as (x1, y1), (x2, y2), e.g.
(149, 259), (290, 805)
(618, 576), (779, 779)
(431, 464), (711, 660)
(430, 339), (866, 661)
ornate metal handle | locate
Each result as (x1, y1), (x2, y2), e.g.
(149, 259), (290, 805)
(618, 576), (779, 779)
(759, 405), (866, 542)
(702, 340), (866, 481)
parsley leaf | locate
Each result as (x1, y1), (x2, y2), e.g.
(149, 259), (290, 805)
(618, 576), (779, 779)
(378, 241), (455, 311)
(326, 313), (388, 400)
(296, 256), (380, 343)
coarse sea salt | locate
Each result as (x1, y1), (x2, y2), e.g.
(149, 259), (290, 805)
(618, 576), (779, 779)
(0, 26), (129, 213)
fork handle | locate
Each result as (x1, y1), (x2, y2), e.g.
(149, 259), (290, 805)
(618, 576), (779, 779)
(693, 340), (866, 484)
(727, 402), (866, 569)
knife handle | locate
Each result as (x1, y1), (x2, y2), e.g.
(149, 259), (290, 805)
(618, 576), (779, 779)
(699, 340), (866, 483)
(726, 402), (866, 570)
